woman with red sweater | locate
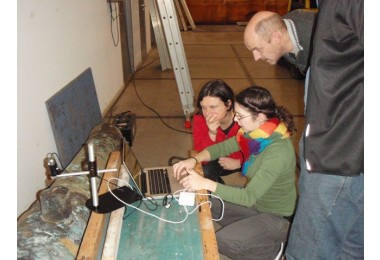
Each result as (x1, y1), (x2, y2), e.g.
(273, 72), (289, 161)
(193, 79), (243, 183)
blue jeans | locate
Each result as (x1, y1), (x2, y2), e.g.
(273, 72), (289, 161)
(285, 138), (364, 259)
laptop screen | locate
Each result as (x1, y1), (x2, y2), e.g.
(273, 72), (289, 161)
(121, 138), (180, 198)
(122, 138), (144, 193)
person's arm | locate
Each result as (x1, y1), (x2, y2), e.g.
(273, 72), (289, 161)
(172, 149), (212, 180)
(179, 169), (217, 192)
(180, 149), (284, 198)
(215, 141), (293, 207)
(175, 137), (242, 192)
(224, 122), (244, 165)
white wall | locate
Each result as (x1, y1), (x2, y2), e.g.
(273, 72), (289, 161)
(17, 0), (126, 217)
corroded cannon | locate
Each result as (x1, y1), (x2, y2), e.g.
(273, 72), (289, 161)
(17, 123), (123, 259)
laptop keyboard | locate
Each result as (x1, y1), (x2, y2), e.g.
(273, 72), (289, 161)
(147, 168), (172, 194)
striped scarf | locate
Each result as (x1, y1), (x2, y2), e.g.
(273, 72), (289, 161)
(236, 118), (290, 176)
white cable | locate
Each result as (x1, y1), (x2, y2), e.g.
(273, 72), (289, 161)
(107, 178), (189, 224)
(107, 177), (225, 223)
(172, 189), (225, 221)
(190, 192), (225, 221)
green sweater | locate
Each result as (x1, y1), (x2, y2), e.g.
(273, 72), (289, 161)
(206, 137), (297, 217)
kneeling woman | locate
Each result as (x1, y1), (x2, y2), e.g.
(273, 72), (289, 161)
(173, 86), (297, 260)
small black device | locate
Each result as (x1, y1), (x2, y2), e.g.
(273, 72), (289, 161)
(114, 111), (136, 146)
(85, 185), (142, 214)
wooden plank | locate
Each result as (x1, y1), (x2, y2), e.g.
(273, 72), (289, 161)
(185, 0), (289, 24)
(179, 0), (196, 30)
(101, 164), (130, 259)
(191, 150), (220, 260)
(174, 0), (188, 31)
(77, 151), (121, 260)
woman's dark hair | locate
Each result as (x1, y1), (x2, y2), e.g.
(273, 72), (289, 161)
(196, 79), (235, 114)
(235, 85), (296, 135)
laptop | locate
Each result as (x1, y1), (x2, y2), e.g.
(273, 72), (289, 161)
(121, 138), (183, 199)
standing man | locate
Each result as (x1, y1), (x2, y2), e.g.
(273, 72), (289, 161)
(243, 9), (316, 77)
(244, 9), (316, 106)
(244, 1), (364, 258)
(286, 0), (364, 259)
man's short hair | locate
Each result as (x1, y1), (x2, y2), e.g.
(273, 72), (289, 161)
(255, 13), (286, 41)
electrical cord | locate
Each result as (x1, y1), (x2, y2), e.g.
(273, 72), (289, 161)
(123, 199), (142, 220)
(172, 189), (224, 221)
(109, 2), (120, 47)
(130, 74), (192, 134)
(104, 14), (193, 135)
(95, 174), (159, 219)
(95, 175), (142, 219)
(120, 9), (192, 135)
(163, 193), (174, 208)
(102, 57), (157, 120)
(107, 177), (225, 223)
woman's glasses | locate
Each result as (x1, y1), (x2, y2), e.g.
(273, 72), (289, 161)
(234, 112), (254, 120)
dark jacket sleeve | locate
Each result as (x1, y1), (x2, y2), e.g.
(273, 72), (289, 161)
(304, 0), (364, 176)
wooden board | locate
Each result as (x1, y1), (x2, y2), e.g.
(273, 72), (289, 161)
(102, 163), (131, 259)
(192, 150), (219, 260)
(185, 0), (289, 24)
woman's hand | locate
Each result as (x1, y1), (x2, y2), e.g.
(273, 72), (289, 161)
(173, 158), (196, 180)
(179, 169), (217, 192)
(218, 157), (241, 170)
(205, 114), (220, 134)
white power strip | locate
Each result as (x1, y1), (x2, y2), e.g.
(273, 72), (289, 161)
(178, 191), (195, 206)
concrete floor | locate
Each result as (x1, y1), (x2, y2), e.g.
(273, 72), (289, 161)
(109, 26), (305, 259)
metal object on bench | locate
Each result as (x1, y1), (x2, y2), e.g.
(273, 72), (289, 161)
(17, 123), (123, 259)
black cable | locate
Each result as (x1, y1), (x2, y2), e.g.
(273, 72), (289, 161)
(118, 6), (192, 135)
(123, 199), (142, 220)
(103, 59), (158, 122)
(130, 75), (192, 134)
(134, 58), (158, 73)
(162, 194), (174, 208)
(105, 4), (194, 135)
(109, 3), (120, 47)
(141, 196), (160, 211)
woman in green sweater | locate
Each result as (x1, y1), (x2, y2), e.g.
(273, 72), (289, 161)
(173, 85), (297, 259)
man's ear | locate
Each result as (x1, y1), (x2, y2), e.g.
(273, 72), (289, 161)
(270, 31), (282, 44)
